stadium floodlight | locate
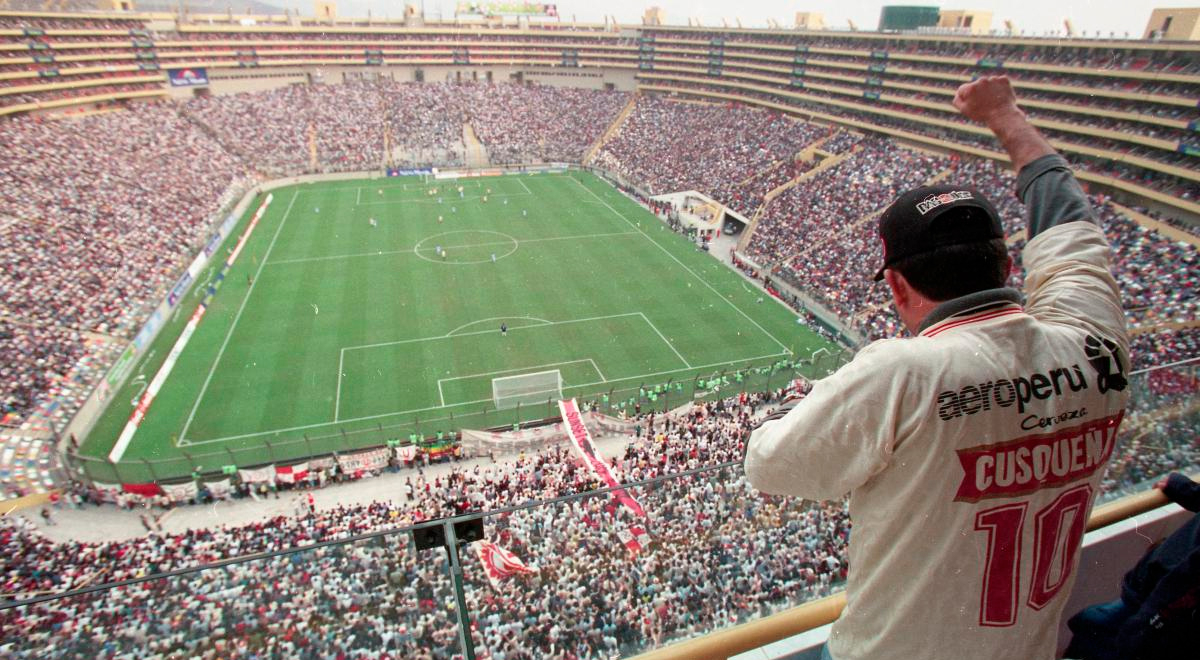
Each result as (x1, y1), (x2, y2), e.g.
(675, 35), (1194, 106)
(492, 370), (564, 409)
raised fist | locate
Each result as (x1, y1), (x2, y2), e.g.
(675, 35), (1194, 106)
(953, 75), (1023, 126)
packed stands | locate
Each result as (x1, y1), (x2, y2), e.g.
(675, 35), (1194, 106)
(2, 369), (1195, 657)
(592, 96), (829, 217)
(0, 103), (250, 427)
(462, 83), (629, 164)
(0, 392), (853, 659)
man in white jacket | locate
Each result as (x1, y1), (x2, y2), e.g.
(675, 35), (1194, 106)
(745, 76), (1130, 659)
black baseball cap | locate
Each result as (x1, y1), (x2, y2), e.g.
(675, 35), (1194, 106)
(873, 184), (1004, 281)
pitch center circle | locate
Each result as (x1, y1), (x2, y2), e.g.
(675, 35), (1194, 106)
(412, 230), (519, 265)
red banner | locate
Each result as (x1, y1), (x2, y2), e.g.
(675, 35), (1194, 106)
(473, 540), (534, 588)
(559, 398), (646, 517)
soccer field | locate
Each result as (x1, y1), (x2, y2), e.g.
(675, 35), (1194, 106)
(79, 171), (838, 482)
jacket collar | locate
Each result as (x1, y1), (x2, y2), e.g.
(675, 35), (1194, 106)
(916, 288), (1024, 336)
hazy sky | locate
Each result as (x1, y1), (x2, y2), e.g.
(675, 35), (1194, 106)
(321, 1), (1183, 37)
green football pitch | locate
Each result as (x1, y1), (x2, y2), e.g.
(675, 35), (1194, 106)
(78, 171), (838, 483)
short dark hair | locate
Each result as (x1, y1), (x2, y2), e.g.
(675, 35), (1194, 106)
(890, 238), (1009, 302)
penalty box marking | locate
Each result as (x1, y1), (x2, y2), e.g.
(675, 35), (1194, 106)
(333, 311), (683, 421)
(177, 351), (788, 447)
(436, 358), (606, 407)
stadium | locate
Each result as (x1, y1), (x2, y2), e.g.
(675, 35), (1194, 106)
(0, 0), (1196, 658)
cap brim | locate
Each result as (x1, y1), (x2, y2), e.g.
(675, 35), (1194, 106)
(872, 266), (885, 282)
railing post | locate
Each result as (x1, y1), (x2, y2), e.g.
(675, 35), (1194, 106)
(444, 520), (478, 660)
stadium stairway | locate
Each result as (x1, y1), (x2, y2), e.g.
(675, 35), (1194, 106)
(177, 109), (256, 171)
(737, 145), (857, 254)
(584, 92), (639, 166)
(462, 123), (490, 167)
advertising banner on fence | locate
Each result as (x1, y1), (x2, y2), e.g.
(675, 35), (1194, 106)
(162, 481), (198, 502)
(238, 465), (276, 484)
(205, 478), (233, 499)
(167, 271), (193, 307)
(337, 448), (390, 474)
(386, 167), (432, 177)
(168, 67), (208, 86)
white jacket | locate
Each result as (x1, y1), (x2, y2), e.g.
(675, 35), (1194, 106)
(745, 155), (1130, 660)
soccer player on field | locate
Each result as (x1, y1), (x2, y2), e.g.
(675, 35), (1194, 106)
(745, 76), (1129, 660)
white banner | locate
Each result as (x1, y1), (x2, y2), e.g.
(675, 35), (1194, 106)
(238, 465), (276, 484)
(204, 478), (233, 500)
(458, 411), (635, 456)
(161, 481), (198, 502)
(337, 448), (390, 473)
(309, 456), (336, 470)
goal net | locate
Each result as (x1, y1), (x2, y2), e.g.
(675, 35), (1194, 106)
(492, 370), (564, 410)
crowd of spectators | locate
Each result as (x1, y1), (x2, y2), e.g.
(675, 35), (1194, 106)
(2, 367), (1195, 657)
(186, 81), (628, 174)
(0, 390), (855, 659)
(461, 83), (628, 164)
(0, 102), (250, 423)
(745, 136), (948, 339)
(732, 127), (1199, 365)
(593, 96), (829, 217)
(644, 77), (1200, 202)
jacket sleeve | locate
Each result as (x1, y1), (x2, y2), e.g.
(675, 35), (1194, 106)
(743, 341), (912, 501)
(1020, 164), (1128, 372)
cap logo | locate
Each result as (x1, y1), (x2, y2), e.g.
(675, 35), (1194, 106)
(916, 190), (973, 215)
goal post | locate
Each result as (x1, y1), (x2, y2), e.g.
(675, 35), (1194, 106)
(492, 369), (564, 410)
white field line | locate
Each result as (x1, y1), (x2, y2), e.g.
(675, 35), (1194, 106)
(178, 191), (300, 442)
(445, 316), (552, 336)
(354, 191), (531, 207)
(344, 312), (643, 352)
(517, 178), (533, 194)
(180, 351), (788, 446)
(437, 379), (446, 407)
(356, 186), (361, 205)
(588, 358), (608, 382)
(638, 313), (691, 369)
(334, 348), (346, 422)
(266, 230), (639, 266)
(570, 176), (793, 355)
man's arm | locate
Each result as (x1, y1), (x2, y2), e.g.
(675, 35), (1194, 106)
(953, 75), (1097, 240)
(956, 76), (1127, 370)
(953, 75), (1053, 174)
